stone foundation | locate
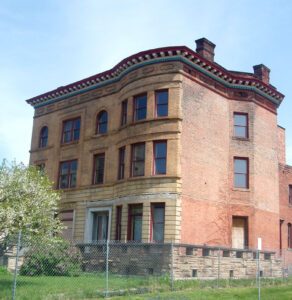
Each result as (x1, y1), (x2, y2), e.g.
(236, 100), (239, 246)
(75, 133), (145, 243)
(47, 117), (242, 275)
(78, 243), (283, 279)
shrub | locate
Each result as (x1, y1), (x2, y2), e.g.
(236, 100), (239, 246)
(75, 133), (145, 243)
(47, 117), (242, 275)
(0, 265), (9, 275)
(20, 239), (82, 276)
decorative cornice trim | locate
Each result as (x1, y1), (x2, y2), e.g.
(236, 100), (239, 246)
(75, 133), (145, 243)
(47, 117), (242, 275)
(26, 46), (284, 108)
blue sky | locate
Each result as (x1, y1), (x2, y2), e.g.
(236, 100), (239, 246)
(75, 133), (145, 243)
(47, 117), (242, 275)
(0, 0), (291, 164)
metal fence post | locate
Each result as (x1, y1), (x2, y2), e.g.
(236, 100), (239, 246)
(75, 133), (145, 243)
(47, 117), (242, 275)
(217, 247), (220, 288)
(170, 241), (174, 291)
(12, 230), (22, 300)
(105, 240), (109, 298)
(257, 250), (261, 300)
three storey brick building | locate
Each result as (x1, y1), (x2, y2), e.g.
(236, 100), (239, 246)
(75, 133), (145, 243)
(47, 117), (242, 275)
(27, 38), (292, 252)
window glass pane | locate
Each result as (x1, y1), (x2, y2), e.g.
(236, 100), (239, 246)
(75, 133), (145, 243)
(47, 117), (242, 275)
(64, 120), (72, 131)
(60, 175), (68, 188)
(63, 132), (71, 143)
(156, 91), (168, 117)
(136, 96), (147, 108)
(70, 173), (77, 187)
(154, 207), (165, 223)
(155, 142), (166, 158)
(156, 91), (168, 105)
(234, 174), (247, 188)
(152, 205), (165, 242)
(94, 155), (105, 183)
(155, 159), (166, 174)
(73, 129), (80, 140)
(133, 215), (142, 241)
(60, 162), (69, 175)
(134, 144), (145, 160)
(135, 95), (147, 120)
(131, 205), (142, 214)
(157, 105), (168, 117)
(234, 159), (247, 173)
(153, 224), (164, 242)
(74, 118), (81, 130)
(71, 160), (78, 171)
(99, 123), (107, 134)
(234, 114), (247, 126)
(136, 108), (146, 120)
(133, 161), (144, 176)
(234, 127), (247, 138)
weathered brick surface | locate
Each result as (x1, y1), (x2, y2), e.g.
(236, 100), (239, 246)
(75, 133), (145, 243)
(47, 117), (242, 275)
(180, 76), (280, 250)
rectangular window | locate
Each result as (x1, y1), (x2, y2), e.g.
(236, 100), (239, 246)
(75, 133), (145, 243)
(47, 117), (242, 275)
(155, 90), (168, 117)
(118, 146), (126, 180)
(232, 216), (248, 249)
(115, 206), (122, 241)
(151, 203), (165, 242)
(59, 210), (74, 240)
(234, 158), (249, 188)
(62, 117), (81, 144)
(121, 100), (128, 126)
(131, 143), (145, 177)
(92, 211), (109, 241)
(134, 94), (147, 121)
(128, 204), (143, 241)
(59, 160), (78, 189)
(153, 141), (167, 175)
(289, 185), (292, 205)
(36, 163), (45, 174)
(234, 113), (248, 138)
(93, 153), (105, 184)
(288, 223), (292, 248)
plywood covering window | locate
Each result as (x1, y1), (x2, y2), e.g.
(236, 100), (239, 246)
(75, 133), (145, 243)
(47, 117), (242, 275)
(232, 216), (248, 249)
(59, 210), (74, 240)
(59, 160), (78, 189)
(234, 113), (248, 138)
(62, 118), (80, 144)
(234, 157), (249, 188)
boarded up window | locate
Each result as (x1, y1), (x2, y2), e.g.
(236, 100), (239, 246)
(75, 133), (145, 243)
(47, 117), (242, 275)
(59, 210), (74, 240)
(232, 217), (248, 249)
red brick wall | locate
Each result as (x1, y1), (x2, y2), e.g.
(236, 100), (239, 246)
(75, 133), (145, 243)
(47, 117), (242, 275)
(279, 164), (292, 249)
(180, 76), (280, 250)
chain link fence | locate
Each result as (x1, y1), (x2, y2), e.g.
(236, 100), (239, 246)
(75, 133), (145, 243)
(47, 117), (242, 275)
(1, 234), (292, 299)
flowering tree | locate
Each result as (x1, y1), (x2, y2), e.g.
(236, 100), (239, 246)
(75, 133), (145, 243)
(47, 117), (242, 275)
(0, 160), (62, 239)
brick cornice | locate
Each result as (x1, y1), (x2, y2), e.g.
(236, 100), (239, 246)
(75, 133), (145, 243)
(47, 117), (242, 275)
(26, 46), (284, 108)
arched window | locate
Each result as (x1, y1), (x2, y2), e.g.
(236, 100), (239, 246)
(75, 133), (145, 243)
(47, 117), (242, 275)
(39, 126), (48, 148)
(96, 111), (108, 134)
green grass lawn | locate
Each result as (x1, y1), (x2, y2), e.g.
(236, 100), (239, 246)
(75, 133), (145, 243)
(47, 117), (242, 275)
(1, 270), (292, 300)
(110, 285), (292, 300)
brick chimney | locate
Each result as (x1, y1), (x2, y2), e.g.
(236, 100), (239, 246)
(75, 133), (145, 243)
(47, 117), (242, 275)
(195, 38), (216, 62)
(253, 64), (270, 85)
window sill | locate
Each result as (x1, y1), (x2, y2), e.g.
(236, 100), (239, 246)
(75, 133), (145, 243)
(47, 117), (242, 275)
(92, 133), (108, 139)
(232, 187), (250, 192)
(232, 137), (250, 142)
(61, 140), (79, 147)
(57, 186), (77, 191)
(30, 145), (54, 153)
